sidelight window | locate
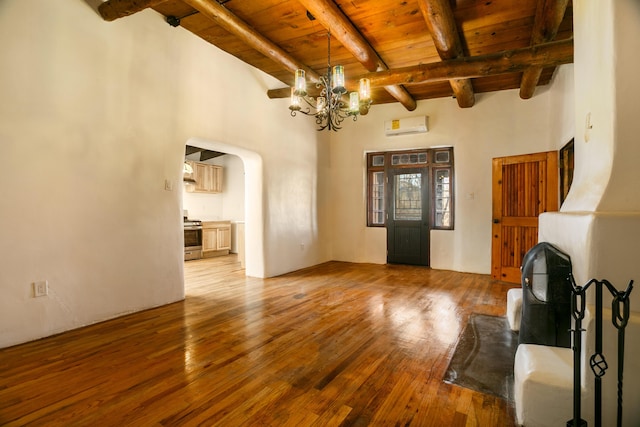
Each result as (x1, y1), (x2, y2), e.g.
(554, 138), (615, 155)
(433, 168), (452, 228)
(366, 148), (454, 229)
(367, 155), (386, 226)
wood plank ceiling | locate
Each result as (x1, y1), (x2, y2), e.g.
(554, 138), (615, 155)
(98, 0), (573, 111)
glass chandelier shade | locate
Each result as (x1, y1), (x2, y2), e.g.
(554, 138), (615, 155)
(289, 33), (372, 131)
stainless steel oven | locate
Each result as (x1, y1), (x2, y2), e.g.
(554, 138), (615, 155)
(184, 218), (202, 261)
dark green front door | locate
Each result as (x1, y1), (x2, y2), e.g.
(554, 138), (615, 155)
(386, 167), (430, 266)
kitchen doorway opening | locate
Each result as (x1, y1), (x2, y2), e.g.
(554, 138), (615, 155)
(181, 137), (265, 278)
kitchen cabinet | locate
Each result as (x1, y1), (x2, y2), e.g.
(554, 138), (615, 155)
(185, 161), (223, 193)
(202, 221), (231, 257)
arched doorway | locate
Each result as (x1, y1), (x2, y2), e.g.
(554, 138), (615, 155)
(183, 137), (265, 278)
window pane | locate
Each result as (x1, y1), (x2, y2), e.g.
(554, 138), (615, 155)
(434, 151), (450, 163)
(372, 155), (384, 166)
(394, 173), (422, 221)
(371, 171), (385, 225)
(434, 169), (451, 227)
(391, 152), (428, 165)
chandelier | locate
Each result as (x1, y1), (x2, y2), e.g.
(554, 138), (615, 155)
(289, 33), (372, 131)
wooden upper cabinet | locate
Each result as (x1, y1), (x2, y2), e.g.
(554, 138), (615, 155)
(185, 161), (223, 194)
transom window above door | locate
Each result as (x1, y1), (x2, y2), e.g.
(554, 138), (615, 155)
(366, 148), (454, 230)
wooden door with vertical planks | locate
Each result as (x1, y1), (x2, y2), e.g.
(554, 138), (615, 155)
(491, 151), (558, 283)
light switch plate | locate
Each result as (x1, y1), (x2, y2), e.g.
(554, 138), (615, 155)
(33, 280), (48, 297)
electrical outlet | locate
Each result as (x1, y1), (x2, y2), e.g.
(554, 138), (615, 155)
(164, 179), (173, 191)
(33, 280), (48, 297)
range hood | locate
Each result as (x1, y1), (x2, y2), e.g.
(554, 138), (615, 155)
(183, 161), (196, 184)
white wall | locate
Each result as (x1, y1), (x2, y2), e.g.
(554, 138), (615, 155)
(536, 1), (640, 425)
(0, 0), (331, 348)
(221, 155), (246, 221)
(560, 0), (640, 214)
(329, 67), (575, 274)
(597, 0), (640, 212)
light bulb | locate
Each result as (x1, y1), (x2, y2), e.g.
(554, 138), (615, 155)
(294, 69), (306, 96)
(359, 78), (371, 101)
(332, 65), (345, 94)
(289, 87), (301, 111)
(349, 92), (360, 113)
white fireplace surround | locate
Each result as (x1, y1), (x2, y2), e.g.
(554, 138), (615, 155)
(514, 0), (640, 425)
(514, 212), (640, 426)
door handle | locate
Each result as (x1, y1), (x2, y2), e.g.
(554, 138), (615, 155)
(493, 219), (500, 224)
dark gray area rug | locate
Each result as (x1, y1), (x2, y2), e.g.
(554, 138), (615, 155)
(443, 313), (518, 400)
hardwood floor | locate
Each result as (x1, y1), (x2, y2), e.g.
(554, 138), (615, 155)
(0, 256), (518, 426)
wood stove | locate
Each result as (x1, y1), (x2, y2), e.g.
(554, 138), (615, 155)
(519, 242), (573, 348)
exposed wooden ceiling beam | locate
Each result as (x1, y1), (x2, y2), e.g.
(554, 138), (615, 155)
(519, 0), (570, 99)
(199, 150), (226, 161)
(98, 0), (416, 111)
(98, 0), (322, 81)
(185, 145), (202, 156)
(296, 0), (417, 112)
(418, 0), (475, 108)
(185, 145), (226, 161)
(365, 38), (573, 88)
(98, 0), (166, 22)
(97, 0), (573, 108)
(182, 0), (322, 82)
(266, 38), (572, 99)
